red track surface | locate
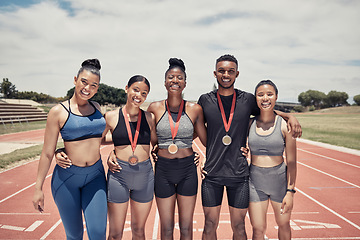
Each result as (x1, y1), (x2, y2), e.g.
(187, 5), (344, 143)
(0, 130), (359, 239)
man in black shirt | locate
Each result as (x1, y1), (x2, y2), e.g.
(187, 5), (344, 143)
(198, 54), (301, 239)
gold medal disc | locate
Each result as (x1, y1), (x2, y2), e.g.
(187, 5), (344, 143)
(168, 143), (178, 154)
(222, 135), (232, 146)
(128, 155), (139, 166)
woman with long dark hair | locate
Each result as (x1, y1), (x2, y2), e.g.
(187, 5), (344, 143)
(32, 59), (108, 240)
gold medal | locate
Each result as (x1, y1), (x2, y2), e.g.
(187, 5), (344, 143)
(166, 100), (184, 155)
(222, 135), (232, 145)
(128, 155), (139, 166)
(217, 91), (236, 147)
(123, 107), (142, 166)
(168, 143), (178, 154)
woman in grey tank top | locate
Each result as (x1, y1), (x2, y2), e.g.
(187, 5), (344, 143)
(247, 80), (297, 240)
(147, 58), (207, 239)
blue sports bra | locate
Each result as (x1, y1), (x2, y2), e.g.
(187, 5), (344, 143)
(59, 100), (106, 142)
(248, 115), (285, 156)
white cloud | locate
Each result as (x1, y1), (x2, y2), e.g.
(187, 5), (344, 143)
(0, 0), (359, 103)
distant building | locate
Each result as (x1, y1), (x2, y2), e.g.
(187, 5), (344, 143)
(275, 102), (301, 112)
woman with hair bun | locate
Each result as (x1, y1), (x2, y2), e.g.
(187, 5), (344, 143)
(105, 75), (157, 240)
(107, 58), (207, 239)
(32, 59), (108, 239)
(147, 58), (207, 239)
(55, 74), (157, 239)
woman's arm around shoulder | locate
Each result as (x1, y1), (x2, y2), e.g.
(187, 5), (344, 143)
(275, 110), (302, 138)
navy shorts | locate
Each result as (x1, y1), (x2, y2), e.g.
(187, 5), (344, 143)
(201, 176), (249, 209)
(155, 154), (198, 198)
(107, 158), (154, 203)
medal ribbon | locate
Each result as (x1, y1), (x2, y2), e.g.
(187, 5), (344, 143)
(216, 90), (236, 132)
(123, 107), (142, 153)
(166, 100), (184, 141)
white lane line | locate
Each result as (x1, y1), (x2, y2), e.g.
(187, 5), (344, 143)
(0, 212), (50, 215)
(299, 148), (360, 169)
(40, 219), (62, 240)
(1, 145), (108, 204)
(152, 208), (160, 240)
(0, 158), (38, 173)
(1, 225), (25, 231)
(296, 188), (360, 231)
(298, 162), (360, 189)
(194, 140), (360, 234)
(25, 220), (44, 231)
(297, 138), (360, 157)
(0, 173), (52, 204)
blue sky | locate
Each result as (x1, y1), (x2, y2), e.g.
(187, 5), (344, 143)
(0, 0), (359, 103)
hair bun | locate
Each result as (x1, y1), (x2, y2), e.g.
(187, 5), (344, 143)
(81, 59), (101, 70)
(169, 58), (185, 71)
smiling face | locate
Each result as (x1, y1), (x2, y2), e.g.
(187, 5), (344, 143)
(73, 70), (100, 100)
(255, 84), (278, 111)
(164, 67), (186, 94)
(125, 80), (149, 107)
(214, 61), (239, 90)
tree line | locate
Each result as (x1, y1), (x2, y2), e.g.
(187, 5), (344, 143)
(0, 78), (126, 106)
(298, 89), (360, 109)
(1, 78), (360, 108)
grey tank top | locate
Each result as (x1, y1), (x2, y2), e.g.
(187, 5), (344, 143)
(156, 103), (194, 149)
(248, 115), (285, 156)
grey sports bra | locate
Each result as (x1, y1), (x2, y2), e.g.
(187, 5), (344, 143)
(156, 101), (194, 149)
(248, 115), (285, 156)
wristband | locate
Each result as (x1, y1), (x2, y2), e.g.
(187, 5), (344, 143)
(286, 188), (296, 193)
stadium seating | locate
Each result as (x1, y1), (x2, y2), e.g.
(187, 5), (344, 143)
(0, 102), (47, 124)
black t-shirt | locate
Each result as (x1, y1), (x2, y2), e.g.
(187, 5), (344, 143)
(198, 89), (259, 178)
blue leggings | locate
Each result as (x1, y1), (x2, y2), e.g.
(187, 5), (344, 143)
(51, 159), (107, 240)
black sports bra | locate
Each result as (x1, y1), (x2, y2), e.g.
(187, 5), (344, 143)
(112, 108), (151, 146)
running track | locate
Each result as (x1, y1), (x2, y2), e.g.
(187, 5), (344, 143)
(0, 129), (359, 239)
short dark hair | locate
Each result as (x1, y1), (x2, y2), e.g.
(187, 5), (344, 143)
(216, 54), (238, 69)
(165, 58), (187, 80)
(127, 75), (150, 91)
(77, 59), (101, 80)
(255, 80), (278, 95)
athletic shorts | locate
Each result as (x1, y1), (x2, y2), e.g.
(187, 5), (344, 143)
(201, 176), (249, 209)
(249, 162), (287, 203)
(107, 158), (154, 203)
(155, 154), (198, 198)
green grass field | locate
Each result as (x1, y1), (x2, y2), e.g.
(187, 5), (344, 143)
(295, 106), (360, 150)
(0, 120), (47, 135)
(0, 106), (359, 169)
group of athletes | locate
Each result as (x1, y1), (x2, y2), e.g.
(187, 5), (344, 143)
(32, 54), (301, 240)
